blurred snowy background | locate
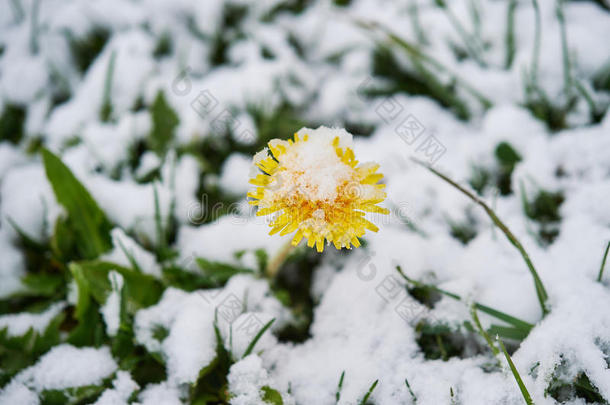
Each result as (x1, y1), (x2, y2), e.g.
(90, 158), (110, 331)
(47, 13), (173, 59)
(1, 0), (610, 404)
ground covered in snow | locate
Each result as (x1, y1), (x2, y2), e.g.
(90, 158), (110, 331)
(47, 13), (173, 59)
(1, 0), (610, 404)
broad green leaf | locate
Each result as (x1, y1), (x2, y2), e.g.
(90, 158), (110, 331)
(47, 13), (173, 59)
(72, 261), (163, 310)
(42, 149), (112, 260)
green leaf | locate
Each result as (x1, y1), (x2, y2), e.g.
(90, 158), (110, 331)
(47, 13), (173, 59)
(149, 90), (179, 156)
(196, 257), (253, 285)
(261, 386), (284, 405)
(21, 273), (65, 298)
(358, 379), (379, 405)
(72, 261), (163, 310)
(42, 149), (113, 260)
(99, 50), (116, 122)
(470, 306), (499, 356)
(50, 216), (78, 261)
(67, 261), (162, 348)
(404, 378), (417, 403)
(473, 303), (533, 333)
(162, 266), (224, 291)
(254, 249), (268, 274)
(69, 263), (92, 321)
(0, 309), (65, 385)
(336, 371), (345, 402)
(67, 263), (105, 347)
(488, 324), (530, 342)
(498, 339), (534, 405)
(41, 382), (109, 405)
(597, 240), (610, 282)
(243, 318), (275, 358)
(190, 312), (232, 404)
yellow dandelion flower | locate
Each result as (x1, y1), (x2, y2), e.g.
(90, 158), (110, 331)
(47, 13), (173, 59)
(247, 126), (389, 252)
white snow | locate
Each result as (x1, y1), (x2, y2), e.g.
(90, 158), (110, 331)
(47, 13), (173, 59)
(101, 228), (161, 277)
(0, 382), (40, 405)
(0, 302), (65, 337)
(0, 227), (26, 298)
(136, 382), (183, 405)
(228, 354), (294, 405)
(92, 371), (139, 405)
(219, 153), (252, 196)
(134, 288), (217, 385)
(14, 344), (118, 392)
(1, 0), (610, 403)
(100, 271), (124, 337)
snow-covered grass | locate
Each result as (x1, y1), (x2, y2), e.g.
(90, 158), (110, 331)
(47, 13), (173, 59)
(1, 0), (610, 404)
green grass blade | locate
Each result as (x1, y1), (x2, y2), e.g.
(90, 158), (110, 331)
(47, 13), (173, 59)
(574, 79), (602, 122)
(405, 378), (417, 402)
(336, 371), (345, 403)
(474, 304), (533, 332)
(504, 0), (517, 68)
(243, 318), (275, 358)
(28, 0), (40, 54)
(100, 50), (116, 122)
(488, 325), (530, 341)
(530, 0), (541, 85)
(555, 0), (572, 97)
(498, 339), (535, 405)
(153, 183), (165, 252)
(42, 149), (112, 259)
(116, 237), (142, 273)
(437, 1), (487, 67)
(407, 0), (427, 45)
(597, 241), (610, 282)
(358, 379), (379, 405)
(471, 306), (499, 356)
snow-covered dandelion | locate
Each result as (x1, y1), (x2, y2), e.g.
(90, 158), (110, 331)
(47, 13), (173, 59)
(247, 126), (389, 253)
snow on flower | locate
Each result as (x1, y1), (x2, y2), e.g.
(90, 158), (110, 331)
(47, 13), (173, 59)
(247, 126), (389, 252)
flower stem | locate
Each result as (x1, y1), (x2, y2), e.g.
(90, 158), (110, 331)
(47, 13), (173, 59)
(266, 240), (295, 278)
(411, 157), (549, 316)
